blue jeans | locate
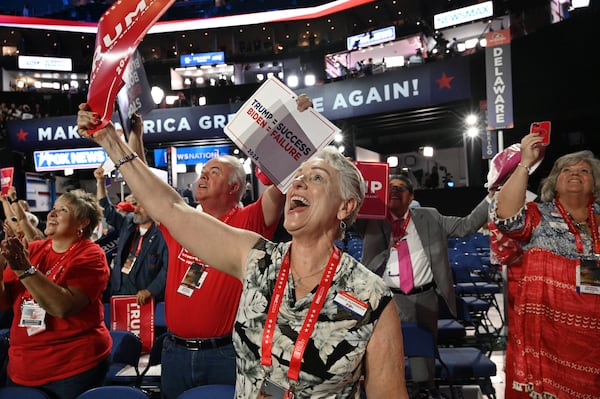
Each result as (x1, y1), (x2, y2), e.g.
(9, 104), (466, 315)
(7, 356), (109, 399)
(161, 334), (236, 399)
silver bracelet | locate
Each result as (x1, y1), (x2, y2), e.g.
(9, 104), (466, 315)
(114, 152), (138, 170)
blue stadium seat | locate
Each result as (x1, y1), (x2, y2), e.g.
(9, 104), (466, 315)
(176, 384), (235, 399)
(76, 385), (149, 399)
(104, 330), (143, 386)
(0, 387), (51, 399)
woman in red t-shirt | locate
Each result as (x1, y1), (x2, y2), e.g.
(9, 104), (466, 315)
(0, 189), (111, 399)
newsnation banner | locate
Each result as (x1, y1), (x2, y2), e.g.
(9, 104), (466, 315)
(7, 56), (471, 152)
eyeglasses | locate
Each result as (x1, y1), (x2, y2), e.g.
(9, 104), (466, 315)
(390, 185), (410, 193)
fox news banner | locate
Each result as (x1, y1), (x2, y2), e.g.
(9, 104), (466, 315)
(224, 76), (340, 193)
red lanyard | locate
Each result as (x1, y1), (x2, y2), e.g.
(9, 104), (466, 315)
(43, 240), (81, 280)
(261, 245), (341, 381)
(392, 212), (411, 239)
(22, 240), (81, 301)
(220, 205), (239, 224)
(179, 207), (238, 265)
(130, 228), (145, 256)
(554, 199), (600, 255)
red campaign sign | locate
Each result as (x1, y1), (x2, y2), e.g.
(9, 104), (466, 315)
(355, 161), (389, 220)
(88, 0), (175, 126)
(111, 295), (155, 353)
(1, 167), (14, 196)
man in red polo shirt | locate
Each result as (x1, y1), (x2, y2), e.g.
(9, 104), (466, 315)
(159, 153), (285, 399)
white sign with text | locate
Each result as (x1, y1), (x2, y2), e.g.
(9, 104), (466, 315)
(224, 76), (340, 193)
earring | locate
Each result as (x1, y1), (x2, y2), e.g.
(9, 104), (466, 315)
(339, 220), (347, 231)
(77, 228), (83, 238)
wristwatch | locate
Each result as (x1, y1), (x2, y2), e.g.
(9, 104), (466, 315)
(19, 266), (37, 280)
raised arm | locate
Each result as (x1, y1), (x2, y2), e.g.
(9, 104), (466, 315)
(0, 194), (18, 233)
(126, 113), (147, 164)
(94, 167), (108, 201)
(258, 94), (313, 227)
(5, 187), (43, 242)
(0, 229), (9, 311)
(496, 133), (543, 219)
(78, 104), (258, 280)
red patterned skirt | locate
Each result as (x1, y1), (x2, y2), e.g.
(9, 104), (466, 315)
(505, 249), (600, 398)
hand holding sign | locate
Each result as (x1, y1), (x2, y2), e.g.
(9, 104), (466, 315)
(224, 77), (339, 193)
(0, 167), (14, 196)
(354, 161), (390, 220)
(87, 0), (175, 130)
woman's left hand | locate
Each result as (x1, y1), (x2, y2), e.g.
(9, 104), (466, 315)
(0, 235), (31, 273)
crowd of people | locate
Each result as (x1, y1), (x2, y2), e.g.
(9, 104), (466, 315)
(0, 100), (598, 399)
(76, 102), (408, 398)
(0, 101), (49, 141)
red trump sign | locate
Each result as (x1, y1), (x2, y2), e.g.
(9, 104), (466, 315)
(88, 0), (175, 127)
(355, 161), (389, 220)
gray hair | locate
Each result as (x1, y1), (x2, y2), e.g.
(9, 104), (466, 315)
(539, 150), (600, 202)
(217, 155), (247, 202)
(312, 146), (365, 238)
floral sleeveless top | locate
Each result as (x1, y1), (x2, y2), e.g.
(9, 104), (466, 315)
(233, 238), (392, 399)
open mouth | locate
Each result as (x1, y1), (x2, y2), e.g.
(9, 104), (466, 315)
(290, 195), (310, 210)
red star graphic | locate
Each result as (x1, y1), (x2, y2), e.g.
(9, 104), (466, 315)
(16, 128), (29, 141)
(436, 72), (455, 90)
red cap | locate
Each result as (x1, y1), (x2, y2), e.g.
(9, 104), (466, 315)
(116, 201), (135, 213)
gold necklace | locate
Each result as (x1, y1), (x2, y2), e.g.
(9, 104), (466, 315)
(291, 265), (325, 288)
(575, 219), (589, 232)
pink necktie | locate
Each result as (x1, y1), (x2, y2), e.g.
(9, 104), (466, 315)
(392, 219), (414, 294)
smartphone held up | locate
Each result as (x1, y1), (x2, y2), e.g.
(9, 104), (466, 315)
(530, 121), (551, 146)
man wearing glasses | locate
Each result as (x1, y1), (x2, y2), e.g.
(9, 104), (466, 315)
(358, 174), (492, 399)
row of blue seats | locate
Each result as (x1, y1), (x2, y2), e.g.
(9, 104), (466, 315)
(444, 232), (505, 358)
(0, 384), (235, 399)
